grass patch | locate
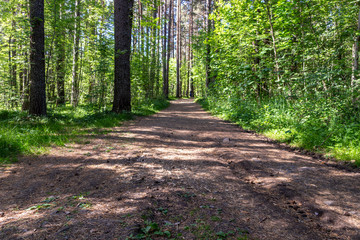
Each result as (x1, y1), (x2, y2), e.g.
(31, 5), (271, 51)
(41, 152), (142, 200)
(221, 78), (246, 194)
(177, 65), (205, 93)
(197, 96), (360, 166)
(0, 98), (169, 164)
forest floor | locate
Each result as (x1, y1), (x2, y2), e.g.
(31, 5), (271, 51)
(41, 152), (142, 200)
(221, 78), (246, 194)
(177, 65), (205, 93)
(1, 99), (360, 240)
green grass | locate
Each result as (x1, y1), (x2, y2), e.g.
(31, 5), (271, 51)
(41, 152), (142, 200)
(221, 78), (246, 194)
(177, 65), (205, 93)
(0, 98), (169, 164)
(197, 96), (360, 166)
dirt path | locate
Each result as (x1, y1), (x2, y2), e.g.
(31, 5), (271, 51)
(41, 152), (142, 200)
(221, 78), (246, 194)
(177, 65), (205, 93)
(1, 99), (360, 240)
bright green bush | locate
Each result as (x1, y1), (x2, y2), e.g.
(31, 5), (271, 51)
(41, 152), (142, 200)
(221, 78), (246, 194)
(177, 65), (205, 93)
(197, 96), (360, 166)
(0, 98), (169, 163)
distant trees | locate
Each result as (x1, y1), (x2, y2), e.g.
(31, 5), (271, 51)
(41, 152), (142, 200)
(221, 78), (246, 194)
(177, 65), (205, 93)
(1, 0), (207, 113)
(10, 0), (360, 114)
(191, 0), (360, 106)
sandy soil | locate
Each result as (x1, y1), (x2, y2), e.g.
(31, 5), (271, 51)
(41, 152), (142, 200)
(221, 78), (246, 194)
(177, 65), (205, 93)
(1, 99), (359, 240)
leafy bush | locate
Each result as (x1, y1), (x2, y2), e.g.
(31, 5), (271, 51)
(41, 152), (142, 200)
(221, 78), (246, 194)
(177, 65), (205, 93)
(0, 98), (169, 164)
(198, 96), (360, 166)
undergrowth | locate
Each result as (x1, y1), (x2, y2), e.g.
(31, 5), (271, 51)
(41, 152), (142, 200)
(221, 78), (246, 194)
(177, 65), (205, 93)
(197, 96), (360, 166)
(0, 98), (169, 164)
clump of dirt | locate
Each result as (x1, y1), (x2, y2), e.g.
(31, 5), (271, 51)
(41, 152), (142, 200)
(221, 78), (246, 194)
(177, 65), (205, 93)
(0, 99), (359, 239)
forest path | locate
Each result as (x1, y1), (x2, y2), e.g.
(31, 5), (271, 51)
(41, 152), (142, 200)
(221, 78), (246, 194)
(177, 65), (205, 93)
(1, 99), (360, 239)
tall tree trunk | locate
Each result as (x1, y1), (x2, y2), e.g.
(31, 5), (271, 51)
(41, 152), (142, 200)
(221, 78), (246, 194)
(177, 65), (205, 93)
(253, 26), (262, 101)
(155, 4), (162, 97)
(29, 0), (46, 115)
(205, 0), (212, 87)
(167, 0), (173, 93)
(138, 0), (143, 54)
(71, 0), (81, 107)
(8, 15), (18, 108)
(10, 29), (17, 107)
(189, 0), (194, 97)
(22, 51), (30, 111)
(176, 0), (181, 98)
(186, 0), (193, 97)
(112, 0), (134, 113)
(56, 48), (66, 105)
(56, 3), (65, 106)
(163, 0), (172, 99)
(149, 4), (158, 98)
(186, 33), (190, 97)
(351, 8), (360, 99)
(162, 0), (168, 98)
(265, 0), (280, 83)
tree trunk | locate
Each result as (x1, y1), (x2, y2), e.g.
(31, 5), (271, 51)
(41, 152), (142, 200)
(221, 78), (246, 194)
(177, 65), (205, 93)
(162, 0), (168, 98)
(56, 3), (66, 106)
(163, 0), (172, 99)
(112, 0), (134, 113)
(155, 4), (162, 97)
(138, 0), (143, 54)
(186, 0), (193, 97)
(253, 27), (262, 101)
(29, 0), (46, 115)
(167, 0), (173, 93)
(56, 48), (66, 105)
(351, 8), (360, 97)
(71, 0), (81, 107)
(149, 4), (158, 98)
(22, 51), (30, 111)
(10, 31), (17, 107)
(205, 0), (212, 88)
(176, 0), (181, 98)
(189, 0), (194, 97)
(265, 0), (280, 83)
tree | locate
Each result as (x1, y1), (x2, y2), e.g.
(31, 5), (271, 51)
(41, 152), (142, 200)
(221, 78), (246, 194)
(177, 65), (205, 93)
(176, 0), (181, 97)
(55, 2), (66, 106)
(71, 0), (81, 107)
(205, 0), (213, 88)
(29, 0), (46, 116)
(163, 0), (173, 99)
(351, 5), (360, 100)
(112, 0), (134, 113)
(264, 0), (280, 83)
(188, 0), (194, 97)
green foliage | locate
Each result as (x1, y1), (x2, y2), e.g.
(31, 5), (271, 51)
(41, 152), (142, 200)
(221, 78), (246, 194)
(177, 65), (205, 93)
(191, 0), (360, 167)
(126, 220), (171, 240)
(198, 96), (360, 166)
(0, 98), (169, 164)
(133, 97), (170, 116)
(184, 219), (248, 240)
(27, 203), (54, 211)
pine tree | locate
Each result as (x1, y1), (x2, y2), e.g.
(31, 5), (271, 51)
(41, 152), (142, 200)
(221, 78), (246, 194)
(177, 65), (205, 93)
(112, 0), (135, 113)
(29, 0), (46, 116)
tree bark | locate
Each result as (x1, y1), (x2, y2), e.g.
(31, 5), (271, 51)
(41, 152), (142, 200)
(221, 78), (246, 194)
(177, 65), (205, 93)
(205, 0), (212, 88)
(265, 0), (280, 83)
(22, 51), (30, 111)
(189, 0), (194, 97)
(10, 26), (17, 107)
(149, 4), (158, 98)
(162, 0), (168, 98)
(155, 4), (162, 97)
(351, 8), (360, 96)
(163, 0), (173, 99)
(176, 0), (181, 98)
(29, 0), (46, 115)
(71, 0), (81, 107)
(112, 0), (134, 113)
(56, 3), (65, 105)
